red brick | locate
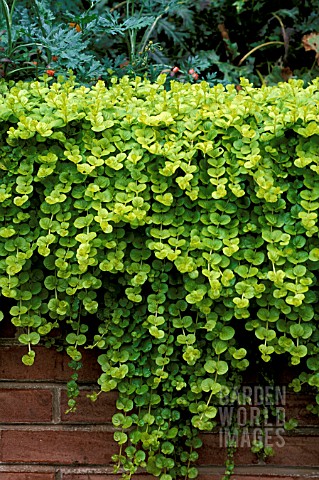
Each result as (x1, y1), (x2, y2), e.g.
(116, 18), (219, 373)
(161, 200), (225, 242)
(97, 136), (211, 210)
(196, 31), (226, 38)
(61, 390), (117, 423)
(198, 433), (254, 465)
(62, 468), (319, 480)
(213, 394), (319, 434)
(267, 435), (319, 465)
(0, 429), (116, 465)
(200, 476), (318, 480)
(63, 477), (150, 480)
(0, 345), (67, 381)
(199, 432), (319, 466)
(227, 393), (319, 427)
(198, 466), (319, 479)
(0, 345), (101, 382)
(63, 477), (111, 480)
(284, 393), (319, 426)
(0, 389), (53, 423)
(63, 469), (319, 480)
(0, 475), (54, 480)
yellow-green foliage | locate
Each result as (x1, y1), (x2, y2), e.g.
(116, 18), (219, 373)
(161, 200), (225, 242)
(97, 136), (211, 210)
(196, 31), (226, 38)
(1, 74), (319, 478)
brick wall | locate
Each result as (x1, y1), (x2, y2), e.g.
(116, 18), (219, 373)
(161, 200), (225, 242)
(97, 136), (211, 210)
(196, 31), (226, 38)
(1, 320), (319, 480)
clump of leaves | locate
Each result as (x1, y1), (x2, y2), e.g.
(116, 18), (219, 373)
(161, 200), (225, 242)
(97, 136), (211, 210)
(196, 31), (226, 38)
(0, 0), (200, 84)
(1, 74), (319, 478)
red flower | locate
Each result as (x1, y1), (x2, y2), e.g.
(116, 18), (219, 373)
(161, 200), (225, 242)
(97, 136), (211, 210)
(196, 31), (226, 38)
(52, 55), (58, 62)
(192, 73), (199, 81)
(188, 68), (195, 74)
(46, 69), (55, 76)
(172, 66), (180, 73)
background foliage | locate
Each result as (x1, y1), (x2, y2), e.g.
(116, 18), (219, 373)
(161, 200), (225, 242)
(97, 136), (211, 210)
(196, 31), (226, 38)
(0, 0), (319, 86)
(1, 74), (319, 478)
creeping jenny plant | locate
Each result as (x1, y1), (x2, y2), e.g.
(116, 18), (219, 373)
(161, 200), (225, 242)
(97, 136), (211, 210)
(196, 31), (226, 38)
(1, 74), (319, 478)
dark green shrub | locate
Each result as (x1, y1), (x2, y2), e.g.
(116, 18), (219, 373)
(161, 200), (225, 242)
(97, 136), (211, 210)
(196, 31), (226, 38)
(1, 0), (319, 86)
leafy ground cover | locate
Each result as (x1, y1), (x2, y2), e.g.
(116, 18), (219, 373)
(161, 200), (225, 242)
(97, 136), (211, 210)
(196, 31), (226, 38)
(0, 75), (319, 478)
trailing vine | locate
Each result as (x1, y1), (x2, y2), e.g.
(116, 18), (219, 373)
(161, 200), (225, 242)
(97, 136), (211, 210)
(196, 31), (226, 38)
(0, 74), (319, 478)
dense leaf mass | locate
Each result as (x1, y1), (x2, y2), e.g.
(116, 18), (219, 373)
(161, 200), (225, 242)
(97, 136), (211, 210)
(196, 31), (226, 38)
(1, 74), (319, 477)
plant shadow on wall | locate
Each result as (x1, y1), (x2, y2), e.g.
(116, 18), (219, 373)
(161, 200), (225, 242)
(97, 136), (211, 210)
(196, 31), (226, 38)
(1, 0), (319, 85)
(1, 75), (319, 479)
